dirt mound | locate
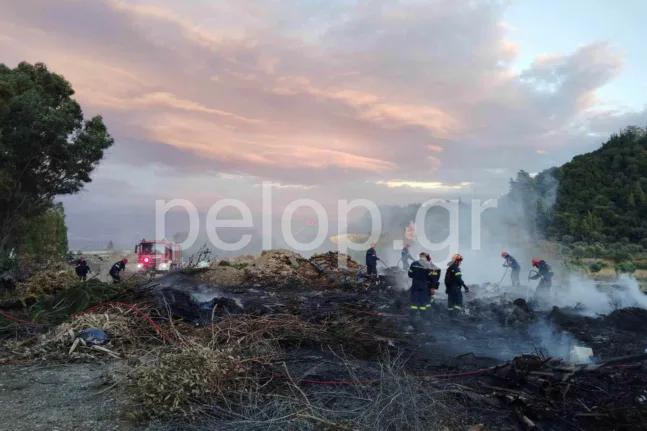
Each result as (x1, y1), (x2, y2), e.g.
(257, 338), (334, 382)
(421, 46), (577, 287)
(198, 265), (248, 285)
(309, 251), (363, 271)
(604, 307), (647, 332)
(199, 249), (372, 290)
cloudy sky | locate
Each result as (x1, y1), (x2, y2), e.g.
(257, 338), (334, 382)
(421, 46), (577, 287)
(1, 0), (646, 248)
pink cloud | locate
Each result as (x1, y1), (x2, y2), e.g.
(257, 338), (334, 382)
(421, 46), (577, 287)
(0, 0), (639, 198)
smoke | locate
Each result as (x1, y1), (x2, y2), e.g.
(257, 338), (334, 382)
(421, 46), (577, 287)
(527, 318), (581, 361)
(551, 273), (647, 316)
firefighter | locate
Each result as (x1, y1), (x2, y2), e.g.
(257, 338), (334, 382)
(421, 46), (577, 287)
(75, 256), (91, 281)
(408, 252), (433, 320)
(530, 258), (553, 300)
(365, 242), (378, 276)
(109, 258), (128, 283)
(401, 243), (414, 270)
(424, 252), (441, 308)
(501, 251), (521, 287)
(444, 254), (470, 314)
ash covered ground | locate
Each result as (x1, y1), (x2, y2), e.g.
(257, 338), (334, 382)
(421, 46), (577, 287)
(2, 250), (647, 430)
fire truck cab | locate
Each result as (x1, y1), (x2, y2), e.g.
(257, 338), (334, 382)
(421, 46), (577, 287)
(134, 239), (182, 273)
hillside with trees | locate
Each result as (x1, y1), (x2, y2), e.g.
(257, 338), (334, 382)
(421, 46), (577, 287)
(348, 127), (647, 262)
(501, 126), (647, 260)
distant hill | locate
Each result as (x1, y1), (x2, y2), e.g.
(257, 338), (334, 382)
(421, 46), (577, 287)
(504, 126), (647, 246)
(348, 126), (647, 259)
(551, 126), (647, 243)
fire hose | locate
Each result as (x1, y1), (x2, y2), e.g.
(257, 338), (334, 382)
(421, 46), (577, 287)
(4, 302), (647, 385)
(496, 266), (509, 287)
(527, 270), (538, 301)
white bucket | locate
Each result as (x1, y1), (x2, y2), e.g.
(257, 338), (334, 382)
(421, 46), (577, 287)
(570, 346), (593, 364)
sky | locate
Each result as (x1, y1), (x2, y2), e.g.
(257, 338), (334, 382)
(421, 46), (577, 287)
(1, 0), (646, 249)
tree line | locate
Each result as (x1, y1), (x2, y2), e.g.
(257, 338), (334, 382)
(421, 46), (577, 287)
(503, 126), (647, 259)
(0, 62), (113, 263)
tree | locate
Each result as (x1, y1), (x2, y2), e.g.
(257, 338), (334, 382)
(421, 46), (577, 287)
(17, 202), (68, 260)
(106, 240), (114, 251)
(0, 62), (113, 252)
(503, 126), (647, 245)
(588, 262), (602, 274)
(615, 261), (636, 276)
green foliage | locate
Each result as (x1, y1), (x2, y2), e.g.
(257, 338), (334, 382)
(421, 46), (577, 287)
(501, 127), (647, 249)
(588, 262), (603, 273)
(231, 263), (248, 270)
(611, 248), (633, 263)
(0, 62), (114, 253)
(551, 127), (647, 243)
(0, 252), (16, 272)
(571, 245), (585, 259)
(17, 202), (68, 260)
(562, 260), (588, 274)
(30, 279), (121, 325)
(614, 261), (637, 276)
(499, 169), (559, 238)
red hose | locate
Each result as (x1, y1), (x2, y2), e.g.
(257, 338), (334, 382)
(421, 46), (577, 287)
(272, 366), (495, 386)
(72, 301), (175, 344)
(0, 302), (175, 344)
(0, 310), (35, 325)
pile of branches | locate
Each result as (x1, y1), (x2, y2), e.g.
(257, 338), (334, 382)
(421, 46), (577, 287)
(1, 303), (171, 362)
(468, 354), (647, 430)
(0, 261), (78, 309)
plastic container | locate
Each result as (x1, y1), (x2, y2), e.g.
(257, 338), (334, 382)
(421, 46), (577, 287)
(570, 346), (593, 363)
(78, 328), (109, 345)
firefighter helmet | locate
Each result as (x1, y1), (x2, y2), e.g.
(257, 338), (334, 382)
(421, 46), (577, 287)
(122, 258), (129, 264)
(452, 254), (463, 262)
(531, 258), (541, 267)
(501, 251), (509, 258)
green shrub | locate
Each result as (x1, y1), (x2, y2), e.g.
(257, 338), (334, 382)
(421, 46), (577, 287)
(615, 262), (637, 275)
(588, 262), (603, 273)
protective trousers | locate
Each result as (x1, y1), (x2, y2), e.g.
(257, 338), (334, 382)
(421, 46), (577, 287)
(446, 286), (463, 313)
(410, 287), (431, 320)
(534, 278), (552, 301)
(511, 268), (521, 287)
(427, 281), (439, 308)
(367, 264), (377, 276)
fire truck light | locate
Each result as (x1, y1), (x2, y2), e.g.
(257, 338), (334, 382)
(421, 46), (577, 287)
(144, 257), (149, 263)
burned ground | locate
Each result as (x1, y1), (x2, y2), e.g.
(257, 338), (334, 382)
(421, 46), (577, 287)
(2, 252), (647, 430)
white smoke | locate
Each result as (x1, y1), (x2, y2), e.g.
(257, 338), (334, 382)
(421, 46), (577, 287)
(545, 273), (647, 316)
(528, 318), (580, 361)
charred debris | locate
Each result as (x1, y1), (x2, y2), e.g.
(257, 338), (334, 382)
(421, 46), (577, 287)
(1, 249), (647, 430)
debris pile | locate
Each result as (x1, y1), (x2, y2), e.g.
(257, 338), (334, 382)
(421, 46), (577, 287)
(127, 345), (250, 420)
(2, 249), (647, 429)
(1, 262), (78, 309)
(467, 353), (647, 430)
(1, 305), (165, 362)
(199, 249), (378, 290)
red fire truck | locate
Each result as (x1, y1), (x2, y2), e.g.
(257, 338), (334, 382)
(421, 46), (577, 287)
(134, 239), (182, 274)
